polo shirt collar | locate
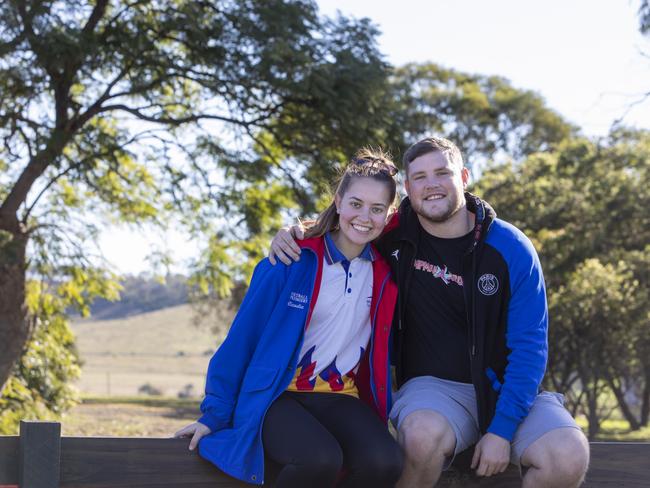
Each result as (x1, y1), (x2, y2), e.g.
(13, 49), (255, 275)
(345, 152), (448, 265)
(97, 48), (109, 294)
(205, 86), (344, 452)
(324, 231), (375, 264)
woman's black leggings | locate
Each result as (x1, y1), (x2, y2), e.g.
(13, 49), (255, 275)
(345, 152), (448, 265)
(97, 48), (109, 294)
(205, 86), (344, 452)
(262, 391), (403, 488)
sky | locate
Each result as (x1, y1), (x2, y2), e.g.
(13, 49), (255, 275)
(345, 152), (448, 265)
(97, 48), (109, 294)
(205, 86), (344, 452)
(99, 0), (650, 275)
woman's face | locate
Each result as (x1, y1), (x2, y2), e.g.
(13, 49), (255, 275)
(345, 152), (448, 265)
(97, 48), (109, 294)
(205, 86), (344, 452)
(334, 177), (392, 249)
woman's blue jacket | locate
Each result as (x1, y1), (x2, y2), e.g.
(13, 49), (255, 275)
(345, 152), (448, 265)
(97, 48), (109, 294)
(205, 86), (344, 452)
(197, 236), (398, 485)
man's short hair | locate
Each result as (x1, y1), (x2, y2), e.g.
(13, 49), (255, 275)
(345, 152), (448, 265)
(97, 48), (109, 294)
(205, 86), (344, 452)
(402, 137), (464, 174)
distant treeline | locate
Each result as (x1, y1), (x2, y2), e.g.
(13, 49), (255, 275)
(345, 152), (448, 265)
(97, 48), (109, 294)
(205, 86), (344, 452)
(88, 274), (188, 320)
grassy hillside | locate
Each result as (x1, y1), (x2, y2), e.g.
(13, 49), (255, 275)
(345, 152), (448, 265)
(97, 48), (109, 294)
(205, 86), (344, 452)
(72, 304), (235, 398)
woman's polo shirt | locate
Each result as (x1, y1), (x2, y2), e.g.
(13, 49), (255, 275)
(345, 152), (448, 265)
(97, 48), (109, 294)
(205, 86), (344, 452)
(286, 232), (375, 397)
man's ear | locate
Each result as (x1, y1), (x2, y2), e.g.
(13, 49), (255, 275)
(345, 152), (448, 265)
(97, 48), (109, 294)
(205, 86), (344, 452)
(404, 177), (411, 197)
(461, 167), (470, 188)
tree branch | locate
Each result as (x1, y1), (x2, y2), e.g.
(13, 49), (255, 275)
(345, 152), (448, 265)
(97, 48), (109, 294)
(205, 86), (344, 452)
(0, 129), (73, 228)
(22, 160), (85, 225)
(81, 0), (109, 37)
(96, 103), (251, 127)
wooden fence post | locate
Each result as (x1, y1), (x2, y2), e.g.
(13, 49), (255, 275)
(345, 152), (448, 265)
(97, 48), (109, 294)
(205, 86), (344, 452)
(19, 421), (60, 488)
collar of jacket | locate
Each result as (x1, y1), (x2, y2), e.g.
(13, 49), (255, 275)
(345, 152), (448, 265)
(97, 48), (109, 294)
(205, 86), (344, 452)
(295, 235), (391, 327)
(298, 235), (385, 268)
(395, 192), (496, 251)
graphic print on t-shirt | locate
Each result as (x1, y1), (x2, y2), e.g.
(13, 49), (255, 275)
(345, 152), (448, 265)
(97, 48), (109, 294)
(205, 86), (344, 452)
(403, 230), (474, 384)
(413, 259), (464, 287)
(293, 345), (364, 393)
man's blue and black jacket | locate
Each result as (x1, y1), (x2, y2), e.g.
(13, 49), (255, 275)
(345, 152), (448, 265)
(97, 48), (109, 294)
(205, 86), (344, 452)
(376, 192), (548, 441)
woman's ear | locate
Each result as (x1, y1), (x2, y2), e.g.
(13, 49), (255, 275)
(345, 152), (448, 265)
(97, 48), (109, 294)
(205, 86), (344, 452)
(334, 194), (341, 214)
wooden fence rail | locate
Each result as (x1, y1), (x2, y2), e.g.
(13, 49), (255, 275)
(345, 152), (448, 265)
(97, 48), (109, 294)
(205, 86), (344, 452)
(1, 421), (649, 487)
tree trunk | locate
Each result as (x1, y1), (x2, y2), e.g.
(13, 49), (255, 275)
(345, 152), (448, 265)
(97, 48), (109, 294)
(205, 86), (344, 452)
(586, 388), (601, 440)
(0, 230), (30, 394)
(641, 365), (650, 426)
(607, 376), (641, 431)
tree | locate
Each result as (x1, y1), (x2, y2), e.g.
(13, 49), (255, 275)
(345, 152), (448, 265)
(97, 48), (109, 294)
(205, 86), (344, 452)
(474, 129), (650, 435)
(549, 259), (641, 439)
(0, 0), (398, 395)
(0, 281), (84, 434)
(388, 63), (575, 170)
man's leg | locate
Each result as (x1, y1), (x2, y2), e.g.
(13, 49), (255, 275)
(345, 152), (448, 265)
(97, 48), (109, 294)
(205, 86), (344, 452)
(396, 409), (456, 487)
(390, 377), (480, 488)
(520, 427), (589, 488)
(511, 392), (590, 488)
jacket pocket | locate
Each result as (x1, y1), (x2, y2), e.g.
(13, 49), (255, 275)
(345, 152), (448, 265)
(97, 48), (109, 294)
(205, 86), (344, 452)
(241, 366), (278, 392)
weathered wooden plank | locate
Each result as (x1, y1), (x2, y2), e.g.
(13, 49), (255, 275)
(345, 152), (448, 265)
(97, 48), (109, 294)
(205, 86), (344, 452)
(19, 421), (61, 488)
(1, 425), (648, 488)
(0, 435), (19, 485)
(59, 437), (262, 488)
(583, 442), (650, 487)
(437, 443), (650, 487)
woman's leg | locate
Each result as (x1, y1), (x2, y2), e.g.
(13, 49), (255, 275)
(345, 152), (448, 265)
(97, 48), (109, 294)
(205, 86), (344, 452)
(262, 392), (343, 488)
(300, 393), (404, 488)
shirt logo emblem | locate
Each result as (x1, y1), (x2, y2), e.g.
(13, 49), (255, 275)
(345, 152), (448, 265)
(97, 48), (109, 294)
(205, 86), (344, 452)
(391, 249), (399, 261)
(477, 274), (499, 296)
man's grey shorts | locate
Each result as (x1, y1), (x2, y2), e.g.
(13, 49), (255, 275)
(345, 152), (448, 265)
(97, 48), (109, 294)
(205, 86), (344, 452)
(389, 376), (581, 467)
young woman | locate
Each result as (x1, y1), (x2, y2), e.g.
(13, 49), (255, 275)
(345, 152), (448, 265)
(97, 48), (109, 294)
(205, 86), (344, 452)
(175, 149), (403, 487)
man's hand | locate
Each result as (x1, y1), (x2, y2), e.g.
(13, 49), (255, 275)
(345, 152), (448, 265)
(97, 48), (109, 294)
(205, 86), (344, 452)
(269, 225), (304, 265)
(471, 433), (510, 477)
(174, 422), (212, 451)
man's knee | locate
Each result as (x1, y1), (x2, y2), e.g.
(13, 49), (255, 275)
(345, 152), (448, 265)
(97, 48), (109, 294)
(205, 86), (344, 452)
(523, 428), (590, 483)
(398, 410), (456, 462)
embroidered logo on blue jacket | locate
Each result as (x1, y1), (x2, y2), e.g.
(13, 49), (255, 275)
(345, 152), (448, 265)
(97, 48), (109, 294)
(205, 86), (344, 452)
(288, 291), (309, 309)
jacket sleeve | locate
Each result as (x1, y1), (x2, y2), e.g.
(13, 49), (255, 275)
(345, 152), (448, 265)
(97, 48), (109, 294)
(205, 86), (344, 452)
(487, 237), (548, 441)
(198, 258), (288, 432)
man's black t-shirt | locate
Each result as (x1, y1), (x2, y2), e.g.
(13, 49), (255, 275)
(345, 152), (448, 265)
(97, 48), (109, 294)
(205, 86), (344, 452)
(403, 229), (474, 384)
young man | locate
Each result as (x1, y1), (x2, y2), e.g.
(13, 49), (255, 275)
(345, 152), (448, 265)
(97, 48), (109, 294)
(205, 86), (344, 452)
(269, 137), (589, 487)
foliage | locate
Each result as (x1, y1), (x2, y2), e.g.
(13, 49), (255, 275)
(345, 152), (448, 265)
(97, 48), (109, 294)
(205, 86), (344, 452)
(549, 259), (642, 438)
(474, 128), (650, 437)
(0, 0), (397, 394)
(0, 281), (84, 434)
(0, 0), (595, 423)
(389, 63), (575, 169)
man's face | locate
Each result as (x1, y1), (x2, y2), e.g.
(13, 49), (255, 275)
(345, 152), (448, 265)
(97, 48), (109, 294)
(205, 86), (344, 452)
(404, 150), (469, 223)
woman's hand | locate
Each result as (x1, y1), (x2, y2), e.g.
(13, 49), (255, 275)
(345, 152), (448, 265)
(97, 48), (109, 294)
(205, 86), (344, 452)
(174, 422), (212, 450)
